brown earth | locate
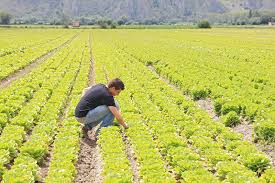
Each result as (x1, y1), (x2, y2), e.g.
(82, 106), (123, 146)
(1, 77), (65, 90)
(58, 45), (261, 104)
(122, 131), (140, 183)
(233, 118), (254, 142)
(74, 131), (103, 183)
(233, 118), (275, 167)
(37, 145), (53, 183)
(197, 99), (219, 121)
(74, 35), (104, 183)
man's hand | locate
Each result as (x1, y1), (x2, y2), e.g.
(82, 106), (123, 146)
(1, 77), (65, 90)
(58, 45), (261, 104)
(108, 106), (129, 129)
(124, 123), (129, 129)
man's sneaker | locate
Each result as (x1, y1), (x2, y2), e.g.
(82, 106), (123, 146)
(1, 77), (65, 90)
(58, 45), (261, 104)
(82, 126), (89, 139)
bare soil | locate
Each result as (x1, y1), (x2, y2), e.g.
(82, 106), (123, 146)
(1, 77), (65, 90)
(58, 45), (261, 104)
(121, 131), (140, 183)
(74, 35), (103, 183)
(233, 118), (254, 142)
(147, 65), (219, 121)
(74, 131), (103, 183)
(37, 144), (53, 183)
(256, 143), (275, 167)
(233, 118), (275, 167)
(0, 34), (78, 89)
(197, 99), (219, 121)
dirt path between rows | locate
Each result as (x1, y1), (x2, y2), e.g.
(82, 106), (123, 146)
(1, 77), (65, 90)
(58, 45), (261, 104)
(233, 118), (254, 142)
(75, 135), (103, 183)
(147, 65), (219, 121)
(0, 34), (78, 89)
(37, 143), (53, 183)
(121, 131), (140, 183)
(37, 47), (83, 182)
(74, 35), (104, 183)
(147, 64), (275, 168)
(38, 99), (73, 182)
(233, 118), (275, 167)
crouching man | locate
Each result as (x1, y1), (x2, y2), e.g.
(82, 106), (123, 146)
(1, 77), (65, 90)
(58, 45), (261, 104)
(75, 78), (129, 138)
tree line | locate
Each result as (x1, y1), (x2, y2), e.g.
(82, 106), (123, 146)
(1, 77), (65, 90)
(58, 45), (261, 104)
(1, 9), (275, 27)
(0, 12), (12, 24)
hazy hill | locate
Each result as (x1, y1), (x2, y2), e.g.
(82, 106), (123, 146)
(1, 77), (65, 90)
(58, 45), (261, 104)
(0, 0), (275, 23)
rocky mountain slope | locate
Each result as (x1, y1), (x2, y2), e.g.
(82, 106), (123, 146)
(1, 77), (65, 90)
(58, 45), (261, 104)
(0, 0), (274, 22)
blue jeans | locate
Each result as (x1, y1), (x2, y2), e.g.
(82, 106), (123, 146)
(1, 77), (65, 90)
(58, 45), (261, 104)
(84, 101), (119, 136)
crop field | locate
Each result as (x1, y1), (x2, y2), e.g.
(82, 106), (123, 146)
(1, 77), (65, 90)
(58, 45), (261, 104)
(0, 28), (274, 183)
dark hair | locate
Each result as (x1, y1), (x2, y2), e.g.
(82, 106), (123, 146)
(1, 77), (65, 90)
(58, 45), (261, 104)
(108, 78), (125, 90)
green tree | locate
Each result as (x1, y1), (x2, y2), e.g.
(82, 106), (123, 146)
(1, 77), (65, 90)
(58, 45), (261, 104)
(110, 22), (117, 29)
(260, 15), (272, 24)
(197, 20), (211, 28)
(249, 17), (260, 25)
(80, 17), (88, 25)
(0, 12), (12, 25)
(98, 20), (108, 28)
(106, 19), (113, 26)
(60, 13), (71, 26)
(248, 9), (252, 18)
(117, 16), (128, 25)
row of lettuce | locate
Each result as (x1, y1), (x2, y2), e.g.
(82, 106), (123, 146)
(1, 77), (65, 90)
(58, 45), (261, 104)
(44, 34), (91, 183)
(94, 46), (175, 182)
(0, 33), (77, 133)
(91, 33), (274, 183)
(0, 29), (70, 57)
(2, 29), (272, 183)
(0, 30), (77, 81)
(100, 29), (274, 143)
(0, 33), (89, 182)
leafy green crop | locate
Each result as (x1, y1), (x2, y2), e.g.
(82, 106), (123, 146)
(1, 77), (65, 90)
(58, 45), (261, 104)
(91, 32), (273, 182)
(1, 29), (274, 183)
(222, 111), (240, 127)
(101, 29), (275, 143)
(1, 33), (86, 182)
(98, 127), (133, 182)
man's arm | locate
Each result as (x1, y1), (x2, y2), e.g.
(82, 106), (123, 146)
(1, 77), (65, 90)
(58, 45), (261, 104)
(108, 106), (129, 129)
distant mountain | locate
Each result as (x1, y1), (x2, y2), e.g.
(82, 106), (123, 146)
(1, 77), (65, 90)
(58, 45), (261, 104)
(0, 0), (275, 23)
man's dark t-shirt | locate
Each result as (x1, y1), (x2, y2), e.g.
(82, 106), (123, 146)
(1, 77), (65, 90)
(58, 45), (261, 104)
(75, 84), (116, 118)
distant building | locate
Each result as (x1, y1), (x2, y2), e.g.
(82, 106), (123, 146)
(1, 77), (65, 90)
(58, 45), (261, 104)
(268, 22), (275, 26)
(72, 21), (80, 27)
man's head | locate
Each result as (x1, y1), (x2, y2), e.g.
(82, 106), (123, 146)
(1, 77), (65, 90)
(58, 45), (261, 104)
(107, 78), (125, 96)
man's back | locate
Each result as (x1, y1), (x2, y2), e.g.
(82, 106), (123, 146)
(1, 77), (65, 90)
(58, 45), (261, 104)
(75, 84), (115, 118)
